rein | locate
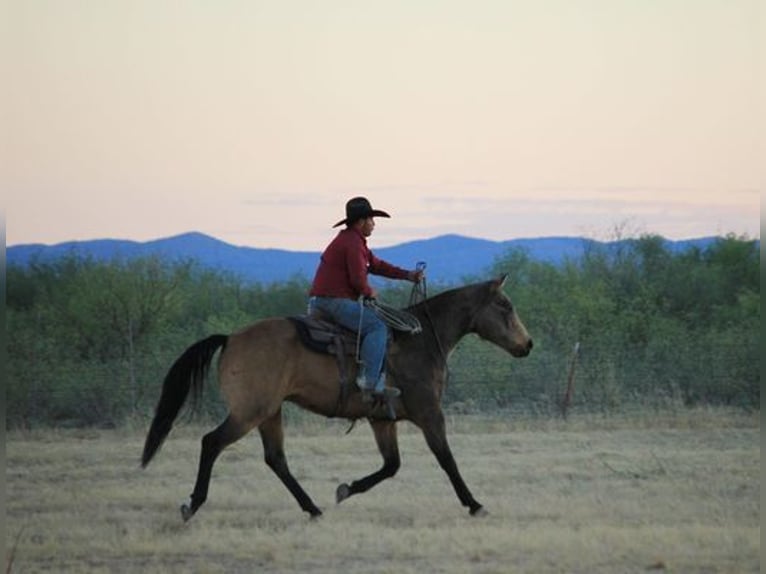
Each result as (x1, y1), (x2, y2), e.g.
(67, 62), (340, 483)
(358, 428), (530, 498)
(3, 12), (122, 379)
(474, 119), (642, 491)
(411, 270), (450, 385)
(355, 262), (450, 388)
(354, 293), (422, 364)
(354, 261), (427, 362)
(403, 263), (450, 387)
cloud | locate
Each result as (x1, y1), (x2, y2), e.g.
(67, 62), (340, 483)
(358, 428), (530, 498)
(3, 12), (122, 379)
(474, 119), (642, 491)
(378, 190), (759, 245)
(242, 193), (331, 208)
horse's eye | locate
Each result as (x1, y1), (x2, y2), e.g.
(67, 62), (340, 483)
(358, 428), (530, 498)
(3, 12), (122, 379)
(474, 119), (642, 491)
(495, 299), (513, 313)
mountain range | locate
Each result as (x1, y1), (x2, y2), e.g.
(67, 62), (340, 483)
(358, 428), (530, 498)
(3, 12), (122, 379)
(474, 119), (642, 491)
(7, 232), (722, 285)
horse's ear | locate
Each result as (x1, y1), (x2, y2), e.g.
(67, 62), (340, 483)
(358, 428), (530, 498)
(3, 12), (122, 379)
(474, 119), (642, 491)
(491, 274), (508, 291)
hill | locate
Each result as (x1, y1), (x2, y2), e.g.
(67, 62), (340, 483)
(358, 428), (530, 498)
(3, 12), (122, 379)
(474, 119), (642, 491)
(7, 232), (720, 285)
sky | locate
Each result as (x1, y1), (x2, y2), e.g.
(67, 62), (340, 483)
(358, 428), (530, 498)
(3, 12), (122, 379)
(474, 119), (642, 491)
(4, 0), (762, 251)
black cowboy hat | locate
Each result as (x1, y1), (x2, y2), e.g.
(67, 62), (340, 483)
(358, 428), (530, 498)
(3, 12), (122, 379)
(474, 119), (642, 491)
(333, 197), (391, 228)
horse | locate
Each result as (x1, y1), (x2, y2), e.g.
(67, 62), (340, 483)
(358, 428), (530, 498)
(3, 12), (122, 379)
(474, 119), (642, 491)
(141, 275), (533, 520)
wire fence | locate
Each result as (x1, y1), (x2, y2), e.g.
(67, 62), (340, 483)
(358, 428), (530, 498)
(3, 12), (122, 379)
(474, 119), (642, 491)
(6, 329), (758, 429)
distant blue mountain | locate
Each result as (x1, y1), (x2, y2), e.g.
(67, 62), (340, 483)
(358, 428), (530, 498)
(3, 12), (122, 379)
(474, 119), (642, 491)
(7, 231), (724, 285)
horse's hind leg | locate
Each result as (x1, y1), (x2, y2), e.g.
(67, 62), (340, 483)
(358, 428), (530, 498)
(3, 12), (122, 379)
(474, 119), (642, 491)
(182, 415), (250, 522)
(259, 409), (322, 517)
(336, 420), (400, 504)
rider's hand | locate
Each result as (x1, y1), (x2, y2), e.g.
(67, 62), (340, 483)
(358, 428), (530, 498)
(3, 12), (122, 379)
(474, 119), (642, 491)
(408, 269), (425, 283)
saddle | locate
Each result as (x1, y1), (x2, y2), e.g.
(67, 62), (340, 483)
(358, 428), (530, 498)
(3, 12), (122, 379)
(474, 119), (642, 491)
(288, 313), (360, 416)
(288, 314), (360, 358)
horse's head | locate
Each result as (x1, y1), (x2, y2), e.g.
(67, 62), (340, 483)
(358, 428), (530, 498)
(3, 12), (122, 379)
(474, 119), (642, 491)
(471, 275), (533, 358)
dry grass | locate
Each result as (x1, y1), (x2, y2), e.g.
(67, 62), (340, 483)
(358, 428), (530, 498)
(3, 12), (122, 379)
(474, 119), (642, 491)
(6, 409), (759, 573)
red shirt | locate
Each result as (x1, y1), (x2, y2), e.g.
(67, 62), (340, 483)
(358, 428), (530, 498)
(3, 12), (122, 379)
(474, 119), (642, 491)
(310, 228), (409, 299)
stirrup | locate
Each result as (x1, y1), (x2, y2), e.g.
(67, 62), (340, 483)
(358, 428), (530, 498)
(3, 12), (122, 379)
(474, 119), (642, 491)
(360, 388), (375, 403)
(374, 386), (401, 399)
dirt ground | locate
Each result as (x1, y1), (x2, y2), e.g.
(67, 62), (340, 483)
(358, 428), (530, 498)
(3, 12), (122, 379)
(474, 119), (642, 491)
(5, 410), (760, 573)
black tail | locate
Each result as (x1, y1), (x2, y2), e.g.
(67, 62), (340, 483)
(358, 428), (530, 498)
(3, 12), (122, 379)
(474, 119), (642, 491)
(141, 334), (228, 467)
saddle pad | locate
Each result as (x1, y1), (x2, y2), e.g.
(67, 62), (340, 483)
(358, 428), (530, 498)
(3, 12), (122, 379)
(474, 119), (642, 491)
(288, 316), (359, 356)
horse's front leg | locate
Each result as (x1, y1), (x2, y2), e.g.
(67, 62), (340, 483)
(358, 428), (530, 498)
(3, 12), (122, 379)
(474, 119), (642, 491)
(418, 410), (486, 516)
(336, 419), (400, 504)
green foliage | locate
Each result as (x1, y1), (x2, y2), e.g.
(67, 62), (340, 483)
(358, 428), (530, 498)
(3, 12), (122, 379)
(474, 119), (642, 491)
(458, 233), (761, 414)
(6, 234), (760, 427)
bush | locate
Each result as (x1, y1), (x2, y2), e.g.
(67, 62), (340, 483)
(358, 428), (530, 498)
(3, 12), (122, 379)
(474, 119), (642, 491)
(6, 234), (760, 427)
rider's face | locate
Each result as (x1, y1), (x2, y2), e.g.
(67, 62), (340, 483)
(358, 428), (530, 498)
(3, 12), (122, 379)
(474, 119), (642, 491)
(359, 217), (375, 237)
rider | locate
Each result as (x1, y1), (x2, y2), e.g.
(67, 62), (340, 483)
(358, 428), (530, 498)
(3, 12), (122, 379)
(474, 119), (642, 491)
(308, 197), (424, 401)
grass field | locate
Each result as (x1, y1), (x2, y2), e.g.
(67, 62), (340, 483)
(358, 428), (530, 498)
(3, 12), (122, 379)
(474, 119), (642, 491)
(6, 409), (760, 573)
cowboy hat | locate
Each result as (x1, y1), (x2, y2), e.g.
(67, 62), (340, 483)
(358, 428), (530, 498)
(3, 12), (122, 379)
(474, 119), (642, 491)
(333, 197), (391, 228)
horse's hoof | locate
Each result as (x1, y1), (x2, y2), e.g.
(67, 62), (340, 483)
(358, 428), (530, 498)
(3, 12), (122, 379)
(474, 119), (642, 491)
(336, 483), (351, 504)
(470, 506), (489, 518)
(180, 503), (195, 522)
(309, 510), (323, 521)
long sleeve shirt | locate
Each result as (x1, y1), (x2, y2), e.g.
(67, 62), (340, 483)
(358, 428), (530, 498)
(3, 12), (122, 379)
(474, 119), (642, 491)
(309, 228), (410, 299)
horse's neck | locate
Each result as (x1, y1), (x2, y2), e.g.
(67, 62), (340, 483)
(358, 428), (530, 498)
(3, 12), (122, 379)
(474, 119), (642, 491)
(417, 290), (476, 356)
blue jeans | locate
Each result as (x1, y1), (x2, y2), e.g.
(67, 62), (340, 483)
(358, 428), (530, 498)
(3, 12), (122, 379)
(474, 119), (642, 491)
(309, 296), (388, 391)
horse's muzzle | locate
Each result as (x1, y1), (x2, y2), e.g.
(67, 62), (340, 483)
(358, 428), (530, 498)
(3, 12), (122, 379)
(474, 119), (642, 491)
(511, 338), (533, 357)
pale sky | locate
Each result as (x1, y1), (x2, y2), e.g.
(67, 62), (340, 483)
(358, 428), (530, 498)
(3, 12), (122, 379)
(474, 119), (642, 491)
(4, 0), (761, 250)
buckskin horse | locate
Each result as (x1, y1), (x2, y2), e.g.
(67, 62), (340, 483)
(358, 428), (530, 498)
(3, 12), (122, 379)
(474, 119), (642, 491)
(141, 275), (533, 520)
